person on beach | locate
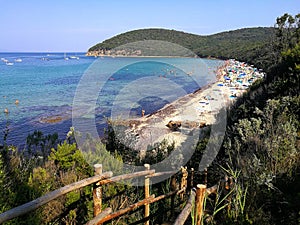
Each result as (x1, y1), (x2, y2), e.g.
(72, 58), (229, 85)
(142, 109), (145, 117)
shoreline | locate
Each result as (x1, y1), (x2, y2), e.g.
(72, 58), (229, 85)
(86, 52), (222, 60)
(116, 59), (265, 152)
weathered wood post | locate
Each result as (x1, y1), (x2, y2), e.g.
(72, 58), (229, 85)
(144, 164), (150, 225)
(170, 176), (177, 218)
(93, 164), (103, 217)
(180, 167), (188, 200)
(194, 184), (206, 225)
(189, 168), (194, 189)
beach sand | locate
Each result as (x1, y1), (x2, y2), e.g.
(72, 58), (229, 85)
(116, 59), (265, 152)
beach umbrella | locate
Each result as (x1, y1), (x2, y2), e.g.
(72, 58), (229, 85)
(205, 95), (211, 100)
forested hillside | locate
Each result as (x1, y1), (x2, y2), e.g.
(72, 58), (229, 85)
(88, 27), (275, 69)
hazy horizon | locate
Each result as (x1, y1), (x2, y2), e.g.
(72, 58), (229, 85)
(0, 0), (298, 52)
(0, 26), (274, 53)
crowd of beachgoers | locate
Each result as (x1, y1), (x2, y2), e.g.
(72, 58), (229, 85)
(215, 59), (265, 104)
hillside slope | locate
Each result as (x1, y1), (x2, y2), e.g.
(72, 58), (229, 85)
(88, 27), (275, 67)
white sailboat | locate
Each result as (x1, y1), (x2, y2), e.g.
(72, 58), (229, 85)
(15, 58), (22, 62)
(64, 53), (69, 60)
(69, 55), (79, 59)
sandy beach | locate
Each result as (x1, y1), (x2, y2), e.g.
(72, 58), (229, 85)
(117, 59), (265, 151)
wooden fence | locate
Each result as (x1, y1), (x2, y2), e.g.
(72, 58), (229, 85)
(0, 164), (232, 225)
(174, 176), (234, 225)
(0, 164), (189, 224)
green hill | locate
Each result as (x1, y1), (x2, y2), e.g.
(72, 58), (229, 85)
(88, 27), (275, 68)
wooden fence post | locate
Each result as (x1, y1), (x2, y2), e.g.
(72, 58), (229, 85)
(144, 164), (150, 225)
(170, 176), (177, 218)
(189, 168), (194, 189)
(93, 164), (103, 217)
(194, 184), (206, 225)
(180, 167), (188, 200)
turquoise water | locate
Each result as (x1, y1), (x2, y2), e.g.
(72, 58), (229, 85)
(0, 53), (223, 146)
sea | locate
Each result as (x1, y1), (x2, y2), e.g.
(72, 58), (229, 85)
(0, 52), (223, 148)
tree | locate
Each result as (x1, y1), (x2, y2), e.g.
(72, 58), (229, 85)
(26, 130), (59, 163)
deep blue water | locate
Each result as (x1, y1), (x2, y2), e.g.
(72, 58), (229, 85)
(0, 53), (223, 147)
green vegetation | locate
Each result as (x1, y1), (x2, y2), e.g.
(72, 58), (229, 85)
(0, 13), (299, 225)
(88, 27), (275, 68)
(206, 13), (300, 225)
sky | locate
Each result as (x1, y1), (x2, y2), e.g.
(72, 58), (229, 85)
(0, 0), (299, 52)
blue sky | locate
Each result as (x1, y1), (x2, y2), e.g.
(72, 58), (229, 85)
(0, 0), (299, 52)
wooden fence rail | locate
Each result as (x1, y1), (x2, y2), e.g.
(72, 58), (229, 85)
(0, 171), (113, 224)
(97, 169), (155, 186)
(86, 208), (113, 225)
(86, 164), (188, 225)
(174, 177), (233, 225)
(0, 163), (226, 225)
(0, 164), (187, 225)
(173, 189), (196, 225)
(89, 187), (186, 225)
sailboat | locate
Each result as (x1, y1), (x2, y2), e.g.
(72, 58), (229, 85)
(69, 54), (80, 60)
(15, 58), (22, 62)
(64, 53), (69, 60)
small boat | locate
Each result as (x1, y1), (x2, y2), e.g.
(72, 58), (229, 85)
(6, 62), (14, 66)
(64, 53), (69, 60)
(69, 56), (80, 60)
(15, 58), (22, 62)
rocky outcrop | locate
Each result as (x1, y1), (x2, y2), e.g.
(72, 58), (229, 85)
(166, 120), (182, 131)
(86, 49), (142, 57)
